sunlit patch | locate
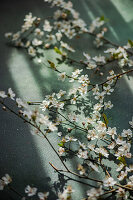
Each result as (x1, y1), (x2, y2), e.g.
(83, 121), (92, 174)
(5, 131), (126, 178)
(7, 49), (59, 178)
(82, 1), (95, 20)
(111, 0), (133, 23)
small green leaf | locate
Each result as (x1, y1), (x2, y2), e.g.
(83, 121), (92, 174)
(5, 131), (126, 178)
(100, 15), (105, 21)
(47, 60), (56, 69)
(99, 153), (102, 163)
(100, 15), (109, 22)
(103, 83), (108, 87)
(58, 142), (64, 147)
(113, 52), (120, 59)
(102, 113), (109, 127)
(54, 47), (63, 55)
(118, 156), (126, 165)
(128, 39), (133, 47)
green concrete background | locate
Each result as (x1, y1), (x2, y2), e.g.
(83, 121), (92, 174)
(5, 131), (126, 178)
(0, 0), (133, 199)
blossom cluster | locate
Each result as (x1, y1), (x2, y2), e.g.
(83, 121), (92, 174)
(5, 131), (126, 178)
(1, 0), (133, 199)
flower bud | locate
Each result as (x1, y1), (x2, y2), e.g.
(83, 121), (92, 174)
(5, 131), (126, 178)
(2, 106), (6, 111)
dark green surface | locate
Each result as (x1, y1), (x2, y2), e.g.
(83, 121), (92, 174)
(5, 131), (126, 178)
(0, 0), (133, 199)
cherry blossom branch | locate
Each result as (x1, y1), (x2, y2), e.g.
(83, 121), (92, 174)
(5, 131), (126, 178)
(49, 162), (99, 188)
(49, 162), (102, 183)
(84, 189), (117, 200)
(65, 54), (117, 69)
(8, 185), (25, 199)
(28, 67), (133, 106)
(0, 99), (69, 172)
(3, 2), (133, 199)
(49, 162), (133, 192)
(46, 61), (133, 91)
(49, 108), (87, 133)
(1, 100), (119, 195)
(98, 188), (116, 199)
(98, 68), (133, 86)
(85, 30), (133, 56)
(0, 177), (25, 199)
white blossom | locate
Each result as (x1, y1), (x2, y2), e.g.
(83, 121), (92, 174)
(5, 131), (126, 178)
(40, 100), (50, 111)
(95, 91), (105, 103)
(46, 34), (56, 44)
(116, 163), (124, 172)
(43, 20), (52, 32)
(87, 60), (97, 69)
(34, 28), (44, 37)
(0, 91), (7, 98)
(89, 17), (105, 33)
(116, 188), (129, 199)
(121, 129), (132, 138)
(2, 174), (12, 185)
(23, 110), (33, 120)
(39, 114), (49, 125)
(107, 127), (117, 139)
(116, 136), (126, 146)
(65, 135), (77, 142)
(55, 32), (62, 41)
(58, 72), (66, 81)
(87, 129), (98, 140)
(58, 132), (62, 137)
(93, 103), (103, 112)
(58, 147), (65, 156)
(48, 122), (58, 132)
(16, 98), (27, 108)
(12, 32), (20, 41)
(88, 161), (99, 172)
(78, 141), (87, 150)
(58, 185), (74, 200)
(77, 149), (88, 159)
(83, 52), (91, 61)
(32, 38), (43, 46)
(54, 10), (62, 20)
(0, 174), (12, 190)
(60, 41), (75, 52)
(78, 74), (90, 85)
(118, 143), (131, 155)
(104, 101), (113, 110)
(87, 186), (104, 199)
(22, 13), (36, 32)
(8, 88), (15, 100)
(103, 177), (116, 187)
(92, 84), (99, 95)
(71, 69), (83, 79)
(28, 46), (36, 57)
(56, 90), (66, 99)
(70, 95), (77, 104)
(38, 191), (49, 200)
(108, 142), (115, 149)
(0, 180), (4, 190)
(25, 185), (37, 196)
(5, 32), (12, 38)
(93, 55), (106, 64)
(103, 85), (114, 95)
(117, 171), (127, 181)
(95, 147), (109, 158)
(129, 117), (133, 128)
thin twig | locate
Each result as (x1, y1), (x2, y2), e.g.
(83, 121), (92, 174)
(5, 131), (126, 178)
(0, 100), (69, 171)
(28, 67), (133, 106)
(85, 31), (133, 56)
(49, 162), (99, 188)
(49, 162), (133, 191)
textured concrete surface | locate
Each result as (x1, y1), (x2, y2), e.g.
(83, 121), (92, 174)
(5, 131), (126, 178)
(0, 0), (133, 199)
